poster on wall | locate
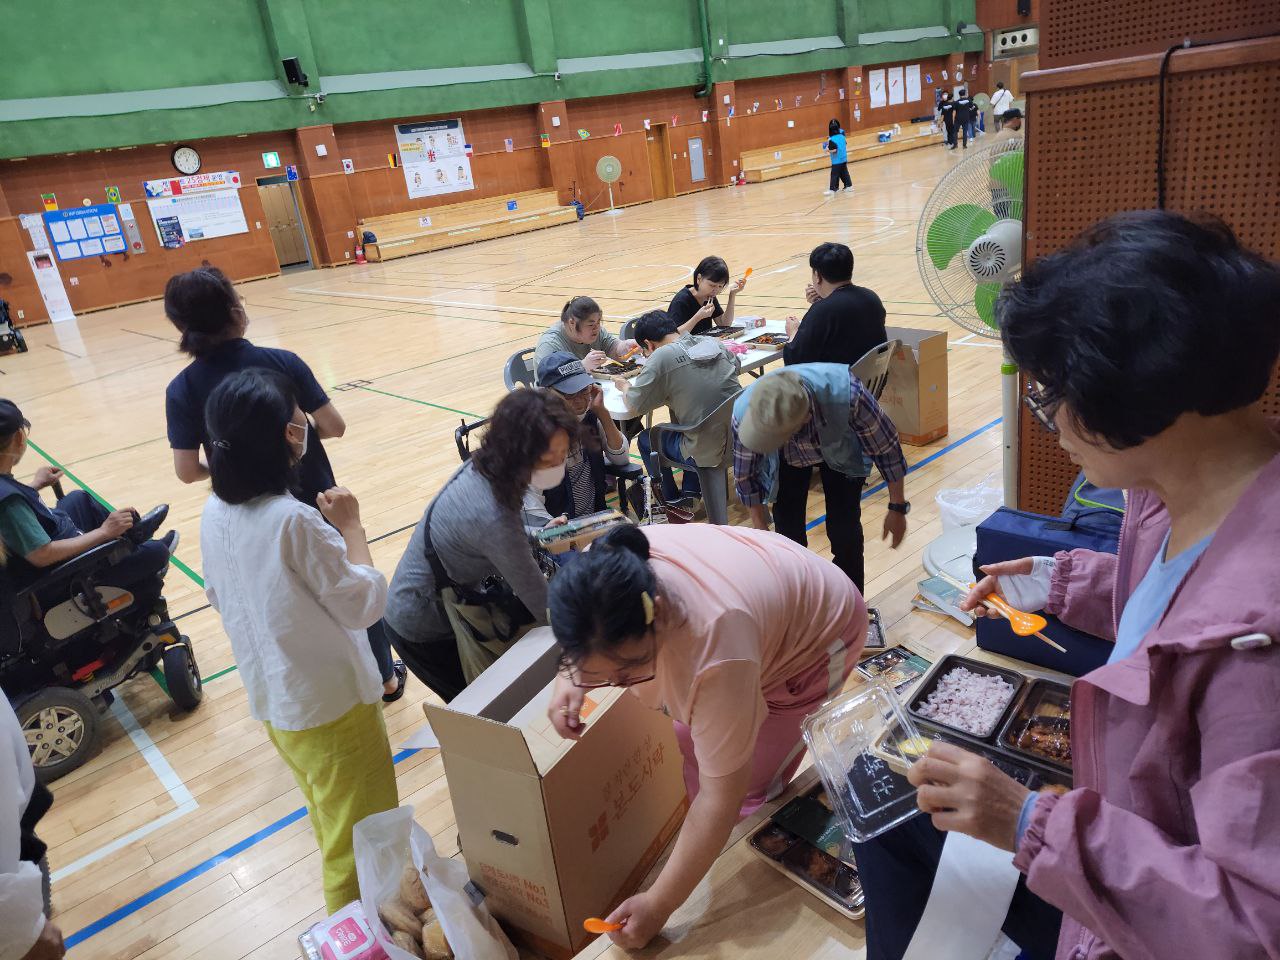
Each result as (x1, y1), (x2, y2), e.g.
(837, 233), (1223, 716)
(26, 250), (75, 323)
(146, 191), (248, 244)
(905, 64), (922, 102)
(395, 119), (473, 199)
(143, 170), (242, 198)
(868, 69), (887, 109)
(43, 204), (127, 261)
(887, 67), (905, 106)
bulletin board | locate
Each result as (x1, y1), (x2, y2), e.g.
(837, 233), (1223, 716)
(43, 205), (127, 261)
(145, 191), (248, 246)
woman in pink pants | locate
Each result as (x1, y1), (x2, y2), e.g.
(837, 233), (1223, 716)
(546, 523), (867, 949)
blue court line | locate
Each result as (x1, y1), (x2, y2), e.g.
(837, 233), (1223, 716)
(65, 747), (420, 950)
(67, 417), (1002, 952)
(804, 416), (1002, 531)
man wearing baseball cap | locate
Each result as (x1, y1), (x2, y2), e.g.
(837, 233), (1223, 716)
(732, 364), (909, 592)
(0, 399), (175, 605)
(529, 352), (630, 525)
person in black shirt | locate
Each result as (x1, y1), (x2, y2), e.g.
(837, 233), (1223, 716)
(784, 243), (887, 367)
(939, 91), (958, 150)
(955, 88), (975, 148)
(665, 256), (748, 335)
(162, 267), (406, 703)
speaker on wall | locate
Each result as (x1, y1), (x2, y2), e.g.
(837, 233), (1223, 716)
(1017, 0), (1031, 15)
(282, 57), (309, 87)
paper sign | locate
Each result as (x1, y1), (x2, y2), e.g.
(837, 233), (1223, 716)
(868, 69), (887, 108)
(44, 204), (127, 261)
(671, 114), (679, 126)
(506, 200), (518, 211)
(504, 138), (514, 152)
(314, 143), (328, 157)
(888, 66), (905, 105)
(418, 216), (433, 228)
(105, 185), (121, 203)
(342, 158), (354, 173)
(80, 237), (105, 256)
(102, 235), (126, 253)
(262, 151), (281, 168)
(839, 88), (846, 99)
(906, 64), (922, 102)
(156, 216), (184, 248)
(701, 109), (708, 122)
(285, 164), (299, 182)
(26, 250), (75, 322)
(643, 119), (651, 131)
(19, 213), (49, 251)
(612, 123), (622, 136)
(395, 118), (473, 197)
(41, 193), (57, 211)
(118, 203), (146, 253)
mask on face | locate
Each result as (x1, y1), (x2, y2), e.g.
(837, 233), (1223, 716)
(530, 461), (567, 490)
(288, 421), (309, 459)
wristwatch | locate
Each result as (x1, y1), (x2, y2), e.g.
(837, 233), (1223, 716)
(887, 501), (912, 515)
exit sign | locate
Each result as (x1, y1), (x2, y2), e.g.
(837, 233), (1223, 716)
(262, 151), (281, 169)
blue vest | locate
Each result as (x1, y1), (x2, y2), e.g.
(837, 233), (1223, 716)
(734, 363), (868, 503)
(0, 475), (80, 587)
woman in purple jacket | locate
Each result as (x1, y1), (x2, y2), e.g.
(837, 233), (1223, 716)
(864, 211), (1280, 960)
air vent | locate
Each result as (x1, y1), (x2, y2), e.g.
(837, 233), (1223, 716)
(993, 27), (1039, 58)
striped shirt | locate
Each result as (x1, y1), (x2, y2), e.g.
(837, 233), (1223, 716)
(732, 371), (907, 507)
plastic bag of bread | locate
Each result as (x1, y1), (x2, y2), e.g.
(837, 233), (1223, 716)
(354, 806), (516, 960)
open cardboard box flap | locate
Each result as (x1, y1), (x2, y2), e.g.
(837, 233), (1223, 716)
(420, 628), (688, 959)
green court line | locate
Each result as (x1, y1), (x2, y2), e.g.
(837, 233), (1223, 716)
(26, 439), (205, 588)
(149, 666), (169, 694)
(351, 385), (481, 419)
(203, 665), (239, 683)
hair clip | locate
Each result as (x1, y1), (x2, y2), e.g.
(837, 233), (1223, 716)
(640, 591), (655, 625)
(211, 439), (231, 450)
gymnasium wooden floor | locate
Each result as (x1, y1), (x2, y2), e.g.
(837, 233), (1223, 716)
(10, 143), (1005, 959)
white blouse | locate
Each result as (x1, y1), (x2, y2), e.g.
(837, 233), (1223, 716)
(201, 493), (387, 731)
(1, 693), (44, 960)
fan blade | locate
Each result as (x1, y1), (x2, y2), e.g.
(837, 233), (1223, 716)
(989, 151), (1024, 198)
(974, 282), (1003, 331)
(926, 204), (996, 271)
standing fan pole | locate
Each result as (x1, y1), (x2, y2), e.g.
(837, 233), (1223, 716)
(1001, 354), (1020, 508)
(607, 185), (619, 216)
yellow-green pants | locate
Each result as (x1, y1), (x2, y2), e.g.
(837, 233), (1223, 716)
(265, 702), (399, 913)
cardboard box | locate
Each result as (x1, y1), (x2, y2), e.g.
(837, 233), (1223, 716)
(880, 327), (948, 445)
(421, 629), (688, 959)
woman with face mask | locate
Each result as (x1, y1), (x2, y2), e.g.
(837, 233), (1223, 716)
(199, 369), (397, 915)
(384, 389), (580, 700)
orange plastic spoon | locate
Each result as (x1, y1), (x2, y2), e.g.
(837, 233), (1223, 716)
(584, 918), (623, 934)
(980, 591), (1047, 636)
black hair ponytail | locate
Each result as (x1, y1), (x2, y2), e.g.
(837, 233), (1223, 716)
(547, 525), (657, 663)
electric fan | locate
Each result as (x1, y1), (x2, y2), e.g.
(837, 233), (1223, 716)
(596, 155), (624, 216)
(916, 136), (1024, 503)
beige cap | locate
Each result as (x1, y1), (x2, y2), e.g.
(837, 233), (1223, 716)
(739, 372), (812, 454)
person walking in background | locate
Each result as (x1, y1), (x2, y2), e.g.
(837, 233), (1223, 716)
(200, 369), (397, 914)
(939, 92), (958, 150)
(991, 82), (1014, 131)
(823, 119), (851, 196)
(955, 88), (976, 148)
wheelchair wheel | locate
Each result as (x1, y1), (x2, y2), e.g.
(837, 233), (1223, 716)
(163, 640), (203, 712)
(16, 687), (102, 783)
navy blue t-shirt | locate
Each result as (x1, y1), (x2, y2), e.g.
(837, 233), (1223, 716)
(165, 338), (336, 504)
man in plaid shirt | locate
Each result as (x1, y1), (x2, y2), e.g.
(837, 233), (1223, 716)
(733, 365), (909, 592)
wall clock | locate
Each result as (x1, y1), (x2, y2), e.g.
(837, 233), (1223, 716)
(171, 145), (202, 175)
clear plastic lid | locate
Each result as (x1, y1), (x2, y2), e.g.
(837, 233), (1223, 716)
(802, 680), (924, 843)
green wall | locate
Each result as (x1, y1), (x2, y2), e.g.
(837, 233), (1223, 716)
(0, 0), (981, 159)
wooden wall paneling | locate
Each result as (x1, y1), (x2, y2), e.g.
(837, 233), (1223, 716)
(1017, 37), (1280, 512)
(572, 133), (652, 211)
(976, 0), (1040, 29)
(709, 81), (739, 184)
(0, 220), (46, 325)
(1040, 0), (1280, 69)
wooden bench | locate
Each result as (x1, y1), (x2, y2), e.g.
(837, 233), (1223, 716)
(741, 126), (942, 183)
(360, 189), (578, 262)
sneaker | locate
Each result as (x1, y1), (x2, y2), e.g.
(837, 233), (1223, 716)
(128, 505), (169, 544)
(823, 189), (836, 196)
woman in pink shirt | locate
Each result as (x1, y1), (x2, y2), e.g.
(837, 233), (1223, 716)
(546, 523), (867, 948)
(872, 211), (1280, 960)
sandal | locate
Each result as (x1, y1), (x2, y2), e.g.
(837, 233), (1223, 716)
(382, 660), (408, 703)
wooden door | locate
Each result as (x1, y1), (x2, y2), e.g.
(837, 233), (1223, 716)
(646, 124), (674, 200)
(258, 183), (309, 267)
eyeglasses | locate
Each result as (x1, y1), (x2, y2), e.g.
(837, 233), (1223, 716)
(1023, 382), (1060, 434)
(557, 651), (656, 689)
